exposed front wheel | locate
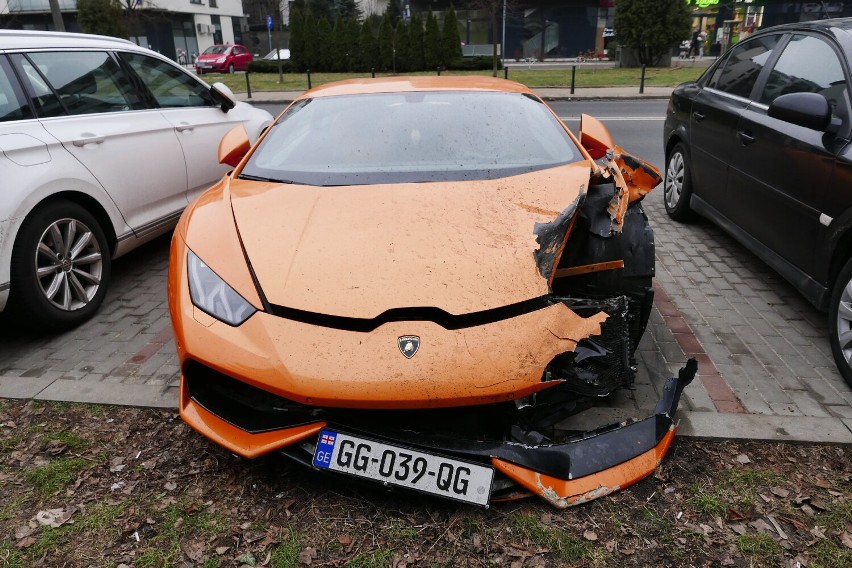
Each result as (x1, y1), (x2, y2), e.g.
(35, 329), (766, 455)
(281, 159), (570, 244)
(829, 257), (852, 389)
(228, 63), (235, 74)
(664, 143), (697, 222)
(8, 200), (111, 331)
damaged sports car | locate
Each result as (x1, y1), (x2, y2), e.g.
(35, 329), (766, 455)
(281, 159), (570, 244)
(168, 77), (695, 508)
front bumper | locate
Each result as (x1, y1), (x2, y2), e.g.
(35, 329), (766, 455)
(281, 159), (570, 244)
(179, 358), (696, 507)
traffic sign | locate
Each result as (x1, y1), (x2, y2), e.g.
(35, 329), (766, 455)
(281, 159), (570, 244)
(267, 15), (273, 31)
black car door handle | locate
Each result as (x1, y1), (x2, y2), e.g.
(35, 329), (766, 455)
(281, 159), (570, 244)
(693, 111), (706, 122)
(737, 131), (756, 145)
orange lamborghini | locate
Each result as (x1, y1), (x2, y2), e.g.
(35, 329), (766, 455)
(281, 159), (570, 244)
(168, 77), (695, 508)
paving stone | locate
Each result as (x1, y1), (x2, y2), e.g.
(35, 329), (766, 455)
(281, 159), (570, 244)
(767, 402), (803, 416)
(763, 364), (805, 391)
(732, 388), (773, 415)
(786, 391), (832, 418)
(802, 377), (844, 404)
(782, 353), (825, 379)
(827, 405), (852, 419)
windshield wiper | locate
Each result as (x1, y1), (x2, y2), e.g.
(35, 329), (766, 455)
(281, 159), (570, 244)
(237, 174), (295, 184)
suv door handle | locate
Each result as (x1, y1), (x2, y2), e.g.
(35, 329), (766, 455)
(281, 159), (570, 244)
(72, 135), (104, 147)
(737, 131), (756, 145)
(693, 111), (706, 122)
(176, 123), (195, 133)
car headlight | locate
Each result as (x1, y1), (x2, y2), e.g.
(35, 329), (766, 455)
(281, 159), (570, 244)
(216, 56), (226, 63)
(187, 250), (256, 326)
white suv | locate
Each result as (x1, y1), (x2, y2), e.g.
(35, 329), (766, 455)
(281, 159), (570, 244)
(0, 30), (273, 330)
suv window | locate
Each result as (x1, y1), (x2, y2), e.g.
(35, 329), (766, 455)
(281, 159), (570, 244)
(119, 52), (215, 108)
(0, 57), (32, 122)
(710, 35), (780, 99)
(23, 51), (141, 116)
(759, 34), (850, 127)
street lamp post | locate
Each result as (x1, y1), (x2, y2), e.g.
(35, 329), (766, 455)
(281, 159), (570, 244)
(502, 0), (506, 62)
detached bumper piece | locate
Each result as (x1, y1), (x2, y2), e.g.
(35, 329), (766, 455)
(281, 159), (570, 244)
(494, 359), (696, 508)
(183, 359), (696, 508)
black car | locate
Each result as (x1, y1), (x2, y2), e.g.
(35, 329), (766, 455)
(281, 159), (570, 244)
(663, 18), (852, 387)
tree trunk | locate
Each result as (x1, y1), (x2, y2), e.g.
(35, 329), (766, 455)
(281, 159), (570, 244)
(48, 0), (65, 32)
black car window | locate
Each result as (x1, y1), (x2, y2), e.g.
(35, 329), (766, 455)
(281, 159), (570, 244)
(0, 57), (32, 122)
(710, 35), (780, 99)
(119, 52), (215, 108)
(12, 54), (65, 118)
(25, 51), (142, 116)
(758, 34), (849, 127)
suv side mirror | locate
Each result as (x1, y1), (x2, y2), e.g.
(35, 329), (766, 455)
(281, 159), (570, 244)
(210, 82), (236, 113)
(768, 92), (832, 131)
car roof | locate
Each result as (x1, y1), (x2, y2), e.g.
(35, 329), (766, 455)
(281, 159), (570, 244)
(0, 29), (137, 51)
(301, 76), (535, 99)
(750, 17), (852, 42)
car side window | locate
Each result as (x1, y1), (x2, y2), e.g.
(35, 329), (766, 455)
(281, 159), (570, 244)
(24, 51), (142, 116)
(758, 34), (849, 127)
(119, 52), (215, 108)
(0, 57), (33, 122)
(710, 35), (780, 99)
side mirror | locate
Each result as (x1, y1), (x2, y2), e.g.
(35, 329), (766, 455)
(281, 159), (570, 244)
(218, 125), (250, 168)
(579, 114), (615, 159)
(210, 82), (236, 113)
(768, 92), (831, 131)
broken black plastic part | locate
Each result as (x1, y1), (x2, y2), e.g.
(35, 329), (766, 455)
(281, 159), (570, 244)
(533, 195), (582, 281)
(187, 358), (698, 483)
(554, 200), (655, 354)
(546, 296), (632, 397)
(577, 183), (620, 238)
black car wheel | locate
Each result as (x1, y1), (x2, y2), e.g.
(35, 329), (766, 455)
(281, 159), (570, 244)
(664, 143), (696, 222)
(8, 200), (111, 331)
(829, 257), (852, 388)
(228, 63), (235, 74)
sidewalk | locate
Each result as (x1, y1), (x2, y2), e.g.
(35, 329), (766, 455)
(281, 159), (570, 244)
(234, 85), (677, 104)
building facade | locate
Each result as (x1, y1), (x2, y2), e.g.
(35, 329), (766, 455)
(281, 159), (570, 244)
(0, 0), (248, 61)
(2, 0), (851, 64)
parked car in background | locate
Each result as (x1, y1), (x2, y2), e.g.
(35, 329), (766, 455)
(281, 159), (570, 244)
(0, 30), (273, 330)
(262, 48), (290, 61)
(663, 18), (852, 386)
(168, 76), (697, 508)
(195, 44), (253, 74)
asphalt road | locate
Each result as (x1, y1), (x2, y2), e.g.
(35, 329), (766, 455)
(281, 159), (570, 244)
(254, 99), (669, 171)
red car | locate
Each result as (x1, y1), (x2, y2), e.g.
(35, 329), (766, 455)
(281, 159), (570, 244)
(195, 44), (252, 74)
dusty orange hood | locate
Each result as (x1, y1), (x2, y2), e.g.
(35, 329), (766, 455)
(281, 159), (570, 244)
(229, 163), (591, 319)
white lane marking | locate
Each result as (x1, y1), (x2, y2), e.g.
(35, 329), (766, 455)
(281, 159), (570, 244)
(559, 116), (665, 121)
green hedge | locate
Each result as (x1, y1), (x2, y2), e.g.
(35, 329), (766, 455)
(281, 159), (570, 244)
(247, 59), (294, 73)
(447, 56), (502, 71)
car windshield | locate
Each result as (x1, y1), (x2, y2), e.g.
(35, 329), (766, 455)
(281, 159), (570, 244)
(203, 46), (230, 55)
(240, 91), (583, 186)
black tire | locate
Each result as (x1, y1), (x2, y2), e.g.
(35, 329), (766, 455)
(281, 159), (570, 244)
(829, 257), (852, 389)
(8, 200), (111, 332)
(664, 142), (697, 222)
(228, 63), (235, 74)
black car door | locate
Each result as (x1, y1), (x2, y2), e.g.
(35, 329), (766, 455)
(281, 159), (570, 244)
(726, 33), (850, 279)
(688, 35), (781, 218)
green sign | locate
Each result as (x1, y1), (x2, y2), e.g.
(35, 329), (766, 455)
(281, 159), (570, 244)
(687, 0), (720, 7)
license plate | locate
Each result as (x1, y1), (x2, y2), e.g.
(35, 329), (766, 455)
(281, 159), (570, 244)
(312, 429), (493, 506)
